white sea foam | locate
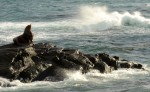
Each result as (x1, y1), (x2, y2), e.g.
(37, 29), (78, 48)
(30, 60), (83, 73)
(0, 6), (149, 31)
(76, 6), (150, 30)
(66, 70), (87, 81)
(145, 3), (150, 7)
(0, 68), (149, 92)
(0, 21), (72, 29)
(65, 68), (149, 84)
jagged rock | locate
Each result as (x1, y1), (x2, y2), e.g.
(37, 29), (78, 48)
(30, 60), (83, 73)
(95, 53), (118, 70)
(0, 43), (144, 84)
(85, 54), (112, 73)
(59, 50), (94, 73)
(53, 55), (82, 70)
(118, 61), (143, 69)
(0, 25), (145, 84)
(94, 62), (112, 73)
(0, 46), (17, 78)
(113, 56), (119, 61)
(18, 62), (51, 82)
(37, 47), (63, 64)
(33, 66), (68, 82)
(10, 47), (35, 80)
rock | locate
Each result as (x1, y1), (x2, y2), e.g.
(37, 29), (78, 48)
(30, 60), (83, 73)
(95, 53), (118, 70)
(118, 61), (143, 69)
(94, 61), (112, 73)
(10, 47), (35, 80)
(0, 42), (144, 83)
(119, 62), (131, 68)
(36, 47), (64, 64)
(13, 25), (33, 45)
(113, 56), (120, 61)
(85, 54), (111, 73)
(132, 63), (143, 69)
(0, 44), (21, 79)
(33, 66), (68, 82)
(18, 62), (51, 82)
(53, 55), (82, 70)
(59, 50), (94, 73)
(0, 25), (145, 83)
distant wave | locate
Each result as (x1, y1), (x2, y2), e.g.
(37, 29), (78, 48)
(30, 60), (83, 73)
(0, 21), (72, 29)
(77, 6), (150, 30)
(145, 3), (150, 7)
(0, 6), (149, 31)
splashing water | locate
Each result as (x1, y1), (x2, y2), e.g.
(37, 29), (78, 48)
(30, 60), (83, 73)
(77, 6), (150, 30)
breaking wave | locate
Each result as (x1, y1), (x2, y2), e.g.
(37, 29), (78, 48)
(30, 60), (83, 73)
(0, 6), (149, 31)
(0, 68), (149, 92)
(77, 6), (150, 30)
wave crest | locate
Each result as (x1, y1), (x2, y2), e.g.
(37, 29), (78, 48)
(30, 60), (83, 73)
(77, 6), (150, 30)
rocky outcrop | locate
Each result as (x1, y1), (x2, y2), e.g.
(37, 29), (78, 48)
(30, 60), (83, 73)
(0, 25), (144, 85)
(0, 43), (144, 83)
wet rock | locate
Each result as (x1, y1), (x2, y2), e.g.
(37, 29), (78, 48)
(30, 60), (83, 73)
(94, 61), (112, 73)
(59, 50), (94, 73)
(10, 47), (35, 80)
(34, 66), (68, 82)
(37, 47), (64, 65)
(95, 53), (118, 70)
(0, 25), (145, 83)
(118, 61), (143, 69)
(18, 62), (51, 82)
(113, 56), (120, 61)
(132, 63), (143, 69)
(0, 42), (144, 83)
(53, 56), (82, 70)
(85, 54), (111, 73)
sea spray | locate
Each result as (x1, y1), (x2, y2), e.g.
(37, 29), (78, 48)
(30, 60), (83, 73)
(66, 70), (87, 81)
(77, 5), (150, 30)
(0, 6), (149, 31)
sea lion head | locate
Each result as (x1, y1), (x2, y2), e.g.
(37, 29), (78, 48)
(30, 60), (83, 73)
(23, 24), (33, 43)
(24, 24), (32, 36)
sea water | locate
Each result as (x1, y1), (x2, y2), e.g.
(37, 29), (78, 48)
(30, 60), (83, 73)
(0, 0), (150, 92)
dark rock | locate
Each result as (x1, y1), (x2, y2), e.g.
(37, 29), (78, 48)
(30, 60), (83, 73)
(34, 66), (67, 82)
(0, 42), (144, 83)
(132, 64), (143, 69)
(94, 62), (112, 73)
(53, 56), (82, 70)
(119, 62), (131, 68)
(59, 51), (94, 73)
(118, 61), (143, 69)
(85, 54), (112, 73)
(95, 53), (118, 70)
(9, 47), (35, 80)
(37, 47), (63, 65)
(85, 54), (99, 64)
(0, 47), (17, 78)
(18, 62), (51, 82)
(113, 56), (120, 61)
(62, 48), (80, 55)
(0, 25), (145, 83)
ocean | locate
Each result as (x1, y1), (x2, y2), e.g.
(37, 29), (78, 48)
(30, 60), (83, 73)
(0, 0), (150, 92)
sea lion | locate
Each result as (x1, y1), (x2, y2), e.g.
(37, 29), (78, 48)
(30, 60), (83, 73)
(13, 25), (33, 45)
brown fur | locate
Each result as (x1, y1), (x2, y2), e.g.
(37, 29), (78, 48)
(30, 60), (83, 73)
(13, 25), (33, 45)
